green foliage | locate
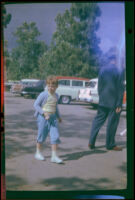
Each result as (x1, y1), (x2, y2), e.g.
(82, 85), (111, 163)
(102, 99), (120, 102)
(39, 3), (101, 79)
(2, 5), (12, 28)
(6, 58), (21, 80)
(5, 3), (101, 80)
(6, 22), (48, 80)
(39, 40), (97, 78)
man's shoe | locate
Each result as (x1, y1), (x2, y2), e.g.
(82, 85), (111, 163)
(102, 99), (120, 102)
(35, 152), (45, 161)
(88, 144), (95, 149)
(51, 156), (63, 164)
(109, 146), (123, 151)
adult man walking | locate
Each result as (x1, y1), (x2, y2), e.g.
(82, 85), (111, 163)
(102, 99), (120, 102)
(88, 55), (125, 151)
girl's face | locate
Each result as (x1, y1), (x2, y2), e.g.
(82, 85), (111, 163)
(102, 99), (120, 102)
(47, 83), (57, 94)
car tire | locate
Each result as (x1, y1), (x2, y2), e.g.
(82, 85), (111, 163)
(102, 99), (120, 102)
(60, 96), (71, 104)
(31, 94), (37, 99)
(91, 104), (98, 109)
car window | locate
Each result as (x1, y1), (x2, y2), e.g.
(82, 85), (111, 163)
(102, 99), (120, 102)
(25, 82), (34, 86)
(36, 80), (45, 87)
(72, 80), (83, 86)
(20, 81), (37, 86)
(58, 80), (70, 86)
(20, 81), (28, 85)
(85, 82), (90, 87)
(89, 81), (97, 88)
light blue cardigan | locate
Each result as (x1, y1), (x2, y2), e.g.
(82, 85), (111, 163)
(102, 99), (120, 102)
(34, 91), (61, 118)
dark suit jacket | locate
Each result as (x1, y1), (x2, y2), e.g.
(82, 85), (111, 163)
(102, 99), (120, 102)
(98, 64), (125, 109)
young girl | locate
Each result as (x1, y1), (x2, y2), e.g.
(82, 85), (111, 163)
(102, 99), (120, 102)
(34, 75), (63, 163)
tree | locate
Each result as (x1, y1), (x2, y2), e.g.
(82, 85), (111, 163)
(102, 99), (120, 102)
(39, 41), (87, 78)
(8, 22), (48, 80)
(2, 4), (12, 56)
(70, 3), (102, 74)
(1, 4), (12, 81)
(3, 40), (11, 68)
(1, 4), (12, 28)
(39, 3), (102, 79)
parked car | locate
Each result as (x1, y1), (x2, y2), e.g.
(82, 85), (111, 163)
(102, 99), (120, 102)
(21, 80), (46, 98)
(78, 78), (126, 110)
(10, 79), (39, 95)
(4, 80), (20, 91)
(88, 78), (99, 108)
(45, 76), (90, 104)
(78, 78), (98, 104)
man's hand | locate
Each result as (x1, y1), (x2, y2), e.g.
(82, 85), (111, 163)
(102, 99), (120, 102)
(116, 107), (121, 113)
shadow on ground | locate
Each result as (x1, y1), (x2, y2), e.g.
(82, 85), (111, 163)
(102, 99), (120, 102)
(61, 149), (107, 161)
(6, 174), (27, 190)
(40, 176), (125, 190)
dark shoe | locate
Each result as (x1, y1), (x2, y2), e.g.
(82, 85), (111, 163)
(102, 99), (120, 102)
(88, 144), (95, 149)
(108, 146), (123, 151)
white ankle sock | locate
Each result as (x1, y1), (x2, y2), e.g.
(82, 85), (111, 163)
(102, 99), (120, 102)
(52, 151), (57, 158)
(36, 149), (41, 154)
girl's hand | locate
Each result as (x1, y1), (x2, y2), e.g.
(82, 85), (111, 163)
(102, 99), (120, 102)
(58, 118), (62, 123)
(45, 115), (50, 120)
(44, 113), (50, 120)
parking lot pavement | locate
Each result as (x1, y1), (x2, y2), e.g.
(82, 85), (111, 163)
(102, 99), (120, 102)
(4, 92), (127, 191)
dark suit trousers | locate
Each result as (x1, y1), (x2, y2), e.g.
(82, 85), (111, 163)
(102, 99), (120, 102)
(89, 106), (121, 149)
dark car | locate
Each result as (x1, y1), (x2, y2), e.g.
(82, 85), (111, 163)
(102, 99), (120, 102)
(5, 80), (20, 91)
(21, 80), (46, 98)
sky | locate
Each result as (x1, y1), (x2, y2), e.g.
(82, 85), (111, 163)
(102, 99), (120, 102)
(4, 2), (125, 54)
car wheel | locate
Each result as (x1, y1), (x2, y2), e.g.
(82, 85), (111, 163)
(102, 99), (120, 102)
(91, 104), (98, 109)
(31, 94), (36, 99)
(60, 96), (71, 104)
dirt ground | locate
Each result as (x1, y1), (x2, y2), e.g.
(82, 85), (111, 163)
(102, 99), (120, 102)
(5, 92), (127, 191)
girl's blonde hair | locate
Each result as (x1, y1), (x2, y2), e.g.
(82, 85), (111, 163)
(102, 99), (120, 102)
(46, 75), (58, 86)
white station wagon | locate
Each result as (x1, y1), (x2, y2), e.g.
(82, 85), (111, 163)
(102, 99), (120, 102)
(78, 78), (98, 106)
(45, 76), (90, 104)
(78, 78), (126, 109)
